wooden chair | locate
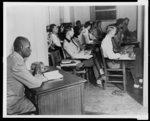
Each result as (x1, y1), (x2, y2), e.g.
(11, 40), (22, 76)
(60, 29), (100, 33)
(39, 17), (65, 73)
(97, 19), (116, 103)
(48, 50), (88, 79)
(48, 50), (62, 67)
(100, 48), (126, 91)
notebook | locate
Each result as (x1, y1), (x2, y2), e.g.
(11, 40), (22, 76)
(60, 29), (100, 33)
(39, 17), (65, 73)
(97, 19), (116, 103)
(43, 70), (63, 81)
(60, 60), (81, 67)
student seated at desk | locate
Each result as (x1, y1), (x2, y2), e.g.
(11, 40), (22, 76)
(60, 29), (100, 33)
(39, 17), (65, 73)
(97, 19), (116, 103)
(131, 47), (143, 88)
(58, 23), (65, 43)
(63, 26), (92, 59)
(7, 36), (47, 115)
(89, 21), (98, 40)
(101, 26), (121, 59)
(122, 17), (137, 43)
(78, 21), (95, 45)
(96, 20), (106, 41)
(74, 20), (82, 38)
(63, 26), (106, 86)
(107, 18), (125, 53)
(48, 24), (64, 58)
(101, 26), (125, 68)
(112, 27), (124, 53)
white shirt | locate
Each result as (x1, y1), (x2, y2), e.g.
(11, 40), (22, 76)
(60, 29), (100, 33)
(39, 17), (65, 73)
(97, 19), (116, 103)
(49, 33), (61, 47)
(63, 39), (93, 59)
(79, 28), (94, 45)
(101, 34), (121, 59)
(7, 52), (43, 114)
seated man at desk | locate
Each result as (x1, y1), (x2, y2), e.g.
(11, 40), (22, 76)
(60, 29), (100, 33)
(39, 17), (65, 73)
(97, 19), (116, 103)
(7, 36), (47, 115)
(101, 26), (129, 68)
(63, 26), (92, 59)
(122, 17), (137, 43)
(48, 24), (64, 58)
(78, 21), (95, 45)
(131, 47), (143, 88)
(63, 26), (106, 86)
(107, 18), (125, 53)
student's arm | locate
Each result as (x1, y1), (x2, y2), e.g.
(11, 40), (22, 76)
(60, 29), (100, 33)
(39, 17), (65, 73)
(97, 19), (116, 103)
(83, 30), (93, 44)
(63, 41), (78, 58)
(51, 34), (61, 47)
(11, 59), (44, 88)
(64, 41), (92, 59)
(102, 38), (121, 59)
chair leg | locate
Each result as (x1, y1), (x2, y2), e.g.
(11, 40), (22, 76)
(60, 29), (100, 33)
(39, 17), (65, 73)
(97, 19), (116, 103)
(103, 74), (108, 90)
(85, 68), (89, 84)
(122, 61), (126, 92)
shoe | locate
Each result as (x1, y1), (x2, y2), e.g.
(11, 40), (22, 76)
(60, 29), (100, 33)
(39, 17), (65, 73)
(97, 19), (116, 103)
(134, 84), (143, 89)
(101, 75), (106, 81)
(139, 79), (143, 84)
(97, 78), (102, 85)
(134, 84), (140, 88)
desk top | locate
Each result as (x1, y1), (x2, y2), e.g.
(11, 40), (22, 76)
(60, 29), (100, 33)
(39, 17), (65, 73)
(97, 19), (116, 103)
(121, 41), (140, 46)
(30, 67), (86, 95)
(119, 53), (135, 60)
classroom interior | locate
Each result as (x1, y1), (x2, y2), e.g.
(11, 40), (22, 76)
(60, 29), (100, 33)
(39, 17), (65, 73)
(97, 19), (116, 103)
(4, 3), (148, 117)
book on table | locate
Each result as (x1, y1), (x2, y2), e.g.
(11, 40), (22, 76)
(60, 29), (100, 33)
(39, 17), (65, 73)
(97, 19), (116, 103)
(60, 59), (81, 67)
(43, 70), (63, 81)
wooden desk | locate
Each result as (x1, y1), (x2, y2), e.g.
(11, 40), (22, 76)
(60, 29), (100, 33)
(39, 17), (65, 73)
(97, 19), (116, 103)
(118, 54), (135, 91)
(25, 67), (86, 115)
(121, 41), (140, 48)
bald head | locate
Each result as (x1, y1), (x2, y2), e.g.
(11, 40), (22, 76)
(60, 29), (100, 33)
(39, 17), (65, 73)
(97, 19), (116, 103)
(13, 36), (31, 58)
(14, 36), (29, 52)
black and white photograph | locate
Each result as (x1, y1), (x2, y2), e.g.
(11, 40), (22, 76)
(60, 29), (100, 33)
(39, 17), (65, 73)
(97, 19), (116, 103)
(3, 0), (148, 119)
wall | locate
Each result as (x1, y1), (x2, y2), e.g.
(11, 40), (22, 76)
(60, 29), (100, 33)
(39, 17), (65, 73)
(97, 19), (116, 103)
(100, 6), (137, 32)
(5, 5), (49, 69)
(47, 6), (91, 26)
(5, 5), (138, 69)
(117, 6), (137, 31)
(73, 6), (90, 25)
(48, 6), (61, 25)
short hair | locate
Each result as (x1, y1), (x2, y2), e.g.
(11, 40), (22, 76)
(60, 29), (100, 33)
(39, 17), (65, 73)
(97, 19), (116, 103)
(84, 21), (91, 28)
(116, 18), (124, 26)
(97, 20), (102, 25)
(64, 25), (73, 35)
(106, 26), (117, 34)
(76, 20), (81, 25)
(124, 17), (130, 21)
(49, 24), (56, 32)
(13, 36), (29, 52)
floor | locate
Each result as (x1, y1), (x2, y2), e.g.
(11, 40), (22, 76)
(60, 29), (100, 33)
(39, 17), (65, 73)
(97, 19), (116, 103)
(126, 69), (143, 105)
(84, 82), (147, 116)
(88, 67), (143, 106)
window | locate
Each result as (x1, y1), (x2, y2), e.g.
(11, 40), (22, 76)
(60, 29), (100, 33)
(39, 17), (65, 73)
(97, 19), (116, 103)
(94, 6), (117, 21)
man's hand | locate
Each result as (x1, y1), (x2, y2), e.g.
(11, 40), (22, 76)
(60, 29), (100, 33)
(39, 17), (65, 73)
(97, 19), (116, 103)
(34, 74), (48, 82)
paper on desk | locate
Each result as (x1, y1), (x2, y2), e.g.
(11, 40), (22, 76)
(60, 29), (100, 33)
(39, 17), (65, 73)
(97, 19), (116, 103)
(74, 54), (93, 59)
(119, 53), (135, 60)
(34, 74), (48, 82)
(61, 59), (72, 64)
(43, 70), (63, 81)
(60, 60), (81, 67)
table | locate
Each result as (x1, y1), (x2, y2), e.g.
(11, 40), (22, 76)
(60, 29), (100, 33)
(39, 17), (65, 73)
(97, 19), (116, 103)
(121, 41), (140, 48)
(25, 67), (86, 115)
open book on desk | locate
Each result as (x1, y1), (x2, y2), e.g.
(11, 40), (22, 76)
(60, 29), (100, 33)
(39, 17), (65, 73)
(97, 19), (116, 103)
(43, 70), (63, 81)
